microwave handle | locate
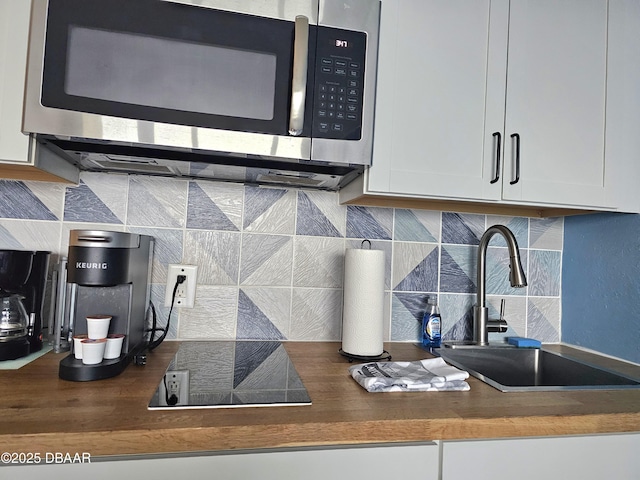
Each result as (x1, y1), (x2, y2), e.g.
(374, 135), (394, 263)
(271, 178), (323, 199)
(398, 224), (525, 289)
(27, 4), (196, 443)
(288, 15), (309, 136)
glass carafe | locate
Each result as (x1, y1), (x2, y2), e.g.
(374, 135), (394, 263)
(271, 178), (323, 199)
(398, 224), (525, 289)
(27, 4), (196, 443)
(0, 294), (29, 341)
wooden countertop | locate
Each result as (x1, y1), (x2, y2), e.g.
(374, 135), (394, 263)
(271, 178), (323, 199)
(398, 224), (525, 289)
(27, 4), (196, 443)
(1, 342), (639, 457)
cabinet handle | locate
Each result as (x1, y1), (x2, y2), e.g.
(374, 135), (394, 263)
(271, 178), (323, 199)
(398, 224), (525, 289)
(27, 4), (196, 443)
(510, 133), (520, 185)
(490, 132), (501, 184)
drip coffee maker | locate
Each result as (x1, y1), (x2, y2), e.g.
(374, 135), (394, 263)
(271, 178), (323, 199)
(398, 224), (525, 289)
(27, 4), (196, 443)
(0, 250), (50, 361)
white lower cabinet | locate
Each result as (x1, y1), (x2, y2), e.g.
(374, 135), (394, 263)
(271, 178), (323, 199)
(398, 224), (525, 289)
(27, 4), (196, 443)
(0, 443), (440, 480)
(6, 434), (640, 479)
(441, 433), (640, 480)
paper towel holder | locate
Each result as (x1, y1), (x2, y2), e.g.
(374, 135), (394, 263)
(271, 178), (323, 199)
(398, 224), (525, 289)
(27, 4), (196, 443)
(339, 348), (392, 363)
(340, 239), (391, 363)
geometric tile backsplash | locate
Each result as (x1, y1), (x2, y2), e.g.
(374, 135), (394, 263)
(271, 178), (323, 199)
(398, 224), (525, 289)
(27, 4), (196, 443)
(0, 173), (563, 344)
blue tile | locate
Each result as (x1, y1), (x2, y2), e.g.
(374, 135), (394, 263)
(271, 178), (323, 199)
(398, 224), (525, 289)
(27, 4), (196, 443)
(394, 209), (439, 242)
(186, 181), (239, 231)
(64, 181), (122, 224)
(486, 217), (529, 248)
(485, 247), (529, 296)
(0, 181), (58, 220)
(346, 206), (392, 240)
(528, 250), (561, 296)
(390, 293), (425, 341)
(442, 212), (484, 245)
(439, 294), (474, 342)
(296, 192), (342, 237)
(393, 247), (439, 292)
(236, 290), (286, 341)
(440, 245), (477, 293)
(243, 186), (288, 229)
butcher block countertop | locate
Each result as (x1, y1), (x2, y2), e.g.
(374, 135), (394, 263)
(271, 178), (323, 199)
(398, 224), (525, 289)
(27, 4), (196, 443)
(1, 341), (639, 458)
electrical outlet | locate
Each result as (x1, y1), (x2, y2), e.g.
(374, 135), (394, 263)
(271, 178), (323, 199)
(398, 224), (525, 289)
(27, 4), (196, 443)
(165, 264), (198, 308)
(161, 370), (189, 406)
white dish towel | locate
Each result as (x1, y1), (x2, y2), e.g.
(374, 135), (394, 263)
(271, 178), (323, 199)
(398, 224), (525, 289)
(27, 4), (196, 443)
(349, 357), (470, 392)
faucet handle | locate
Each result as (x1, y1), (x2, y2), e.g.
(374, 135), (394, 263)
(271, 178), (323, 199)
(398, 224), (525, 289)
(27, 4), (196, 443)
(487, 298), (508, 333)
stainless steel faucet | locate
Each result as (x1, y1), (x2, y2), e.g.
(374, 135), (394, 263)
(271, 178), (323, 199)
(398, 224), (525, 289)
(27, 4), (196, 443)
(473, 225), (527, 346)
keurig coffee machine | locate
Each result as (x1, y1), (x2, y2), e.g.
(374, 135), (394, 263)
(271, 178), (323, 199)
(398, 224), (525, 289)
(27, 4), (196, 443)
(0, 250), (50, 361)
(58, 230), (154, 381)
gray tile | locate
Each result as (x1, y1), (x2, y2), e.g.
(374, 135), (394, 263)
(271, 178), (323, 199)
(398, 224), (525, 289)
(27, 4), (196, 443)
(183, 230), (241, 285)
(530, 217), (564, 250)
(244, 186), (296, 234)
(240, 234), (293, 286)
(290, 288), (342, 341)
(177, 286), (238, 339)
(293, 236), (345, 288)
(0, 219), (61, 252)
(127, 176), (187, 228)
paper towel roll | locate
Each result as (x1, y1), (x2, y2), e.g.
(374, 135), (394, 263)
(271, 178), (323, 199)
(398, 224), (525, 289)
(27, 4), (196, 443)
(342, 247), (385, 357)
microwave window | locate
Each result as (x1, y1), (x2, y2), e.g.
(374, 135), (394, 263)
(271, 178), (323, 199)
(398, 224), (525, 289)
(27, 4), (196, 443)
(65, 26), (277, 121)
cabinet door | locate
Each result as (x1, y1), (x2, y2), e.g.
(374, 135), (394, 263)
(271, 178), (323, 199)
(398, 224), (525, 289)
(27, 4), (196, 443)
(442, 434), (640, 480)
(604, 0), (640, 213)
(0, 0), (31, 164)
(368, 0), (508, 201)
(1, 443), (440, 480)
(501, 0), (610, 208)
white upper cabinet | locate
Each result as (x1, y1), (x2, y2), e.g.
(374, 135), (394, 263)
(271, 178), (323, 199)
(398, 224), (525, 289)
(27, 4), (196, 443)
(0, 0), (78, 183)
(367, 0), (506, 201)
(0, 0), (31, 165)
(605, 0), (640, 213)
(342, 0), (639, 213)
(500, 0), (608, 208)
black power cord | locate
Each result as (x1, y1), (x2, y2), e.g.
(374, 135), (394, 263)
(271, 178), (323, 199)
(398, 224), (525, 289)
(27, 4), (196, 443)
(147, 274), (186, 352)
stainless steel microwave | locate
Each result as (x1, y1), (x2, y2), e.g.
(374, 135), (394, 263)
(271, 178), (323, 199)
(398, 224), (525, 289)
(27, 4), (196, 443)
(22, 0), (380, 190)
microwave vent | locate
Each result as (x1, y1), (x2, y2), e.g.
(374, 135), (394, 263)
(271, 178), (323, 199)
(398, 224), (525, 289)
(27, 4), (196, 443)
(257, 172), (324, 186)
(87, 155), (181, 175)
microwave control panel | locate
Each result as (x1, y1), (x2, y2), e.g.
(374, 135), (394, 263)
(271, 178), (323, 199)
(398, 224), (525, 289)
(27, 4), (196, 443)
(312, 27), (367, 141)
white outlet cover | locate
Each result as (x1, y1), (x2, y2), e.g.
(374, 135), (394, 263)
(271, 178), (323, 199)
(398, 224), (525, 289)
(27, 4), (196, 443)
(165, 264), (198, 308)
(161, 370), (189, 406)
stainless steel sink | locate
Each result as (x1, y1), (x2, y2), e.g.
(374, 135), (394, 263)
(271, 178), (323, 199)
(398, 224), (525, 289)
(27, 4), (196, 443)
(433, 346), (640, 392)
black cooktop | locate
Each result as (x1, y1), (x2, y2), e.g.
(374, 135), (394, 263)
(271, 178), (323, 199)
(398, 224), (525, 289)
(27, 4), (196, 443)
(148, 341), (311, 410)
